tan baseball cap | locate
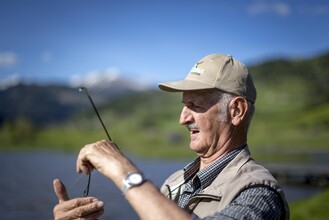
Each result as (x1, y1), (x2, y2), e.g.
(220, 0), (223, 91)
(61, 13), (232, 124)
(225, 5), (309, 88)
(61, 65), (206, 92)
(158, 54), (257, 103)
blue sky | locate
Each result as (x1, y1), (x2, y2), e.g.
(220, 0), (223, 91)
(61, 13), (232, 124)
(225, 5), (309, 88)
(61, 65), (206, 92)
(1, 0), (329, 87)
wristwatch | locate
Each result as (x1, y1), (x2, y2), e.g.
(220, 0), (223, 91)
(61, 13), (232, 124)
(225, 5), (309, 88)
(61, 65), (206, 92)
(122, 172), (146, 195)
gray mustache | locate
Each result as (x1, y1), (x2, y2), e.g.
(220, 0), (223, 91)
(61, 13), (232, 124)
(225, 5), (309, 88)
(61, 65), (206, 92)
(185, 123), (199, 130)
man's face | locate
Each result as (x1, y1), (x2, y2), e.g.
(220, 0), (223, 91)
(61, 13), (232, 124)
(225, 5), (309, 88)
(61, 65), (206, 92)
(180, 90), (230, 157)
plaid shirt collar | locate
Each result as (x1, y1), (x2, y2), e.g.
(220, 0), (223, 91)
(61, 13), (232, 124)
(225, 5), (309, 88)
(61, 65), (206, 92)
(183, 144), (247, 191)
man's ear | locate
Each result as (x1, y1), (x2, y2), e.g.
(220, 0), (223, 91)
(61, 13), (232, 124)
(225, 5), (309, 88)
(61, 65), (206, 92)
(229, 97), (248, 125)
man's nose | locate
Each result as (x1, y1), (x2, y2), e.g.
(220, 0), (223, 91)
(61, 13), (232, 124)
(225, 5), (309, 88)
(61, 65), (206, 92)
(179, 106), (193, 125)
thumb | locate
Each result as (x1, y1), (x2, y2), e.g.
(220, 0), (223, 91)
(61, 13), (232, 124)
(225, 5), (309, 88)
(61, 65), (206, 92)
(53, 179), (70, 203)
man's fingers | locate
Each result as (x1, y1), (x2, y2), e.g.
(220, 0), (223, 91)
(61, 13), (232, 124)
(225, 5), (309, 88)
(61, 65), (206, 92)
(76, 144), (94, 174)
(70, 200), (104, 219)
(53, 197), (104, 220)
(53, 179), (70, 203)
(81, 208), (104, 220)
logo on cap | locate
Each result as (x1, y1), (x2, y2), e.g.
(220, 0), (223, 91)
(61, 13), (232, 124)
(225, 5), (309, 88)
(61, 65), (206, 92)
(189, 61), (204, 76)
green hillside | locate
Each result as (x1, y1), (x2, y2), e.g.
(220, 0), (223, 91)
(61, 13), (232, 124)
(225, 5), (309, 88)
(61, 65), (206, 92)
(0, 52), (328, 161)
(247, 53), (329, 161)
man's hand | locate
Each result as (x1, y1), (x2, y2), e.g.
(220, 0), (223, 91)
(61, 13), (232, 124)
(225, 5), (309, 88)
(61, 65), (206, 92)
(53, 179), (104, 220)
(76, 140), (139, 188)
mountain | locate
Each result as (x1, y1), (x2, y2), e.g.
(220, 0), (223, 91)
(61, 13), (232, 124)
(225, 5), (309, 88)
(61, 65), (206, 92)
(249, 52), (329, 106)
(0, 74), (152, 126)
(69, 69), (151, 97)
(0, 51), (328, 128)
(0, 84), (82, 125)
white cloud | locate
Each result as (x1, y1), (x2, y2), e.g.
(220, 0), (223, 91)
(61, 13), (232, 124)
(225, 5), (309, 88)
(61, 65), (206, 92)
(69, 67), (150, 91)
(41, 51), (53, 63)
(0, 52), (18, 67)
(69, 67), (121, 88)
(0, 74), (21, 90)
(247, 1), (329, 17)
(247, 1), (290, 17)
(298, 4), (329, 16)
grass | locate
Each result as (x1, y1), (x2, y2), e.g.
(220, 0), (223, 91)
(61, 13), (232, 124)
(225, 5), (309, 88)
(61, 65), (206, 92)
(290, 188), (329, 220)
(0, 88), (328, 161)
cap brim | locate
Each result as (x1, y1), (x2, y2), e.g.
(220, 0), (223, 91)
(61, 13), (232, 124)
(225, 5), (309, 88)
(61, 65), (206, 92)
(158, 80), (214, 92)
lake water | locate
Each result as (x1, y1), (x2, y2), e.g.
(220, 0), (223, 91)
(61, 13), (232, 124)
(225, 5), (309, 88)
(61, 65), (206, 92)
(0, 151), (325, 219)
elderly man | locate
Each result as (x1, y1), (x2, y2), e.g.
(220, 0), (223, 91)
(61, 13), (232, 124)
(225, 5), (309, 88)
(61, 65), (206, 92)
(53, 54), (289, 219)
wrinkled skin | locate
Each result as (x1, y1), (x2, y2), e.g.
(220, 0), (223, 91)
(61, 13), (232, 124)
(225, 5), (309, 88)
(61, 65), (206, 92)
(53, 179), (104, 220)
(53, 140), (138, 220)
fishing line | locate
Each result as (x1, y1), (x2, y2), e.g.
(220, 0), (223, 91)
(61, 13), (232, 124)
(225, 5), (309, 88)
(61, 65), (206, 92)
(78, 87), (113, 197)
(68, 174), (84, 190)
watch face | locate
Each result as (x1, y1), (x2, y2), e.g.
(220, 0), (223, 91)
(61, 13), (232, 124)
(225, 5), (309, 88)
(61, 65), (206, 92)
(129, 173), (143, 184)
